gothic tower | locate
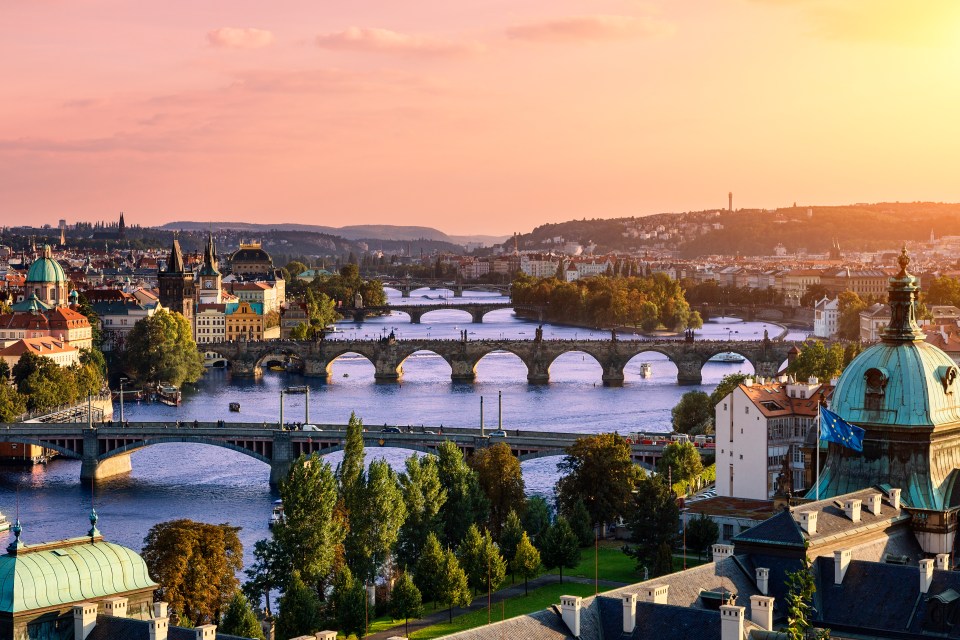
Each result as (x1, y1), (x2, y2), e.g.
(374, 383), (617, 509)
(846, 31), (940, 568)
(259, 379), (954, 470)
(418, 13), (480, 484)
(197, 233), (222, 305)
(158, 237), (195, 321)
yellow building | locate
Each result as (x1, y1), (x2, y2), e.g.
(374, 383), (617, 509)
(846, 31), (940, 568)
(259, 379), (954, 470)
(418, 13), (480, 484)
(225, 301), (264, 341)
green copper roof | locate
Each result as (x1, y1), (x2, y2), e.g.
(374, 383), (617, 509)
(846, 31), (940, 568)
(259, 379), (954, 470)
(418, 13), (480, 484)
(25, 246), (67, 284)
(0, 538), (157, 613)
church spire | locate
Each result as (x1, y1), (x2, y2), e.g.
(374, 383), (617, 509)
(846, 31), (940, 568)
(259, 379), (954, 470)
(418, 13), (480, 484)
(166, 236), (185, 274)
(882, 246), (925, 343)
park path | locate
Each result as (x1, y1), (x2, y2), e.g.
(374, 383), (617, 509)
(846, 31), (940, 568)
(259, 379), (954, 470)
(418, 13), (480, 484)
(365, 574), (628, 640)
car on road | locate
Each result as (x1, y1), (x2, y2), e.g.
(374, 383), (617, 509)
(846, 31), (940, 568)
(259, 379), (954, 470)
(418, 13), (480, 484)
(302, 424), (322, 432)
(489, 430), (508, 438)
(381, 426), (402, 433)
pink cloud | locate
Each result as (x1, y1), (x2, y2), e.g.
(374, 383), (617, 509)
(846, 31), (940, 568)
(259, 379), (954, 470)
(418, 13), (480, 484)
(206, 27), (275, 49)
(316, 27), (482, 56)
(506, 15), (674, 43)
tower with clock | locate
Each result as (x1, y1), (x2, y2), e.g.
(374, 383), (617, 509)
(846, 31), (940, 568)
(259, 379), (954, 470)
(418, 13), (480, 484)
(197, 232), (222, 305)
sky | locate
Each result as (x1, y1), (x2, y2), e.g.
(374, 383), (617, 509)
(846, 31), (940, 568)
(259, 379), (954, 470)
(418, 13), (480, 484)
(3, 1), (960, 235)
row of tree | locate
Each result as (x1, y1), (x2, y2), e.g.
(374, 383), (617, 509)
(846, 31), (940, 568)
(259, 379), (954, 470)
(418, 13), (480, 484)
(0, 348), (106, 420)
(511, 273), (703, 331)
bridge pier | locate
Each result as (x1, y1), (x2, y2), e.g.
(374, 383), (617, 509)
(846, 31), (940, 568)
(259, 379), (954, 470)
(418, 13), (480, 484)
(269, 432), (294, 489)
(303, 359), (330, 379)
(453, 286), (463, 298)
(676, 359), (703, 385)
(408, 310), (424, 324)
(232, 360), (262, 378)
(450, 358), (476, 382)
(374, 361), (403, 383)
(401, 286), (411, 298)
(602, 363), (625, 387)
(80, 431), (132, 483)
(469, 309), (484, 323)
(755, 359), (784, 378)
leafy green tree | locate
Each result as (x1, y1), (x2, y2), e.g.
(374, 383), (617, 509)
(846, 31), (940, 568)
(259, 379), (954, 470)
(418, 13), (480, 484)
(275, 571), (323, 640)
(470, 443), (525, 538)
(783, 553), (830, 639)
(657, 442), (704, 489)
(671, 390), (714, 435)
(0, 359), (9, 381)
(338, 576), (368, 637)
(456, 525), (506, 596)
(565, 498), (594, 548)
(414, 532), (445, 606)
(338, 412), (365, 498)
(243, 538), (284, 616)
(926, 275), (960, 306)
(499, 510), (524, 581)
(220, 592), (265, 640)
(685, 514), (719, 560)
(438, 548), (472, 622)
(390, 572), (424, 638)
(555, 433), (644, 534)
(837, 290), (867, 341)
(787, 340), (845, 382)
(541, 517), (581, 583)
(285, 261), (308, 278)
(709, 373), (749, 407)
(396, 454), (447, 569)
(346, 458), (407, 580)
(141, 519), (243, 626)
(274, 454), (344, 589)
(622, 476), (679, 578)
(0, 385), (27, 422)
(124, 308), (203, 386)
(511, 532), (541, 595)
(436, 441), (489, 545)
(522, 496), (551, 548)
(289, 323), (312, 340)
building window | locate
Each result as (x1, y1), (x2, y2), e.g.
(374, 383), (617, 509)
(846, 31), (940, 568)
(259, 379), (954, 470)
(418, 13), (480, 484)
(722, 523), (734, 541)
(864, 367), (888, 411)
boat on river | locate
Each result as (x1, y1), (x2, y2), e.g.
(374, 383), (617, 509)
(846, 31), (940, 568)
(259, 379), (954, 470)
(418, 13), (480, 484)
(640, 363), (652, 378)
(285, 385), (308, 394)
(269, 500), (284, 528)
(710, 352), (746, 363)
(229, 402), (240, 412)
(156, 384), (181, 406)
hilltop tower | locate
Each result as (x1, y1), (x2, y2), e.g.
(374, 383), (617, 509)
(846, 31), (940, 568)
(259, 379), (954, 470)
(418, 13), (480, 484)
(728, 191), (733, 212)
(158, 236), (195, 321)
(118, 212), (126, 239)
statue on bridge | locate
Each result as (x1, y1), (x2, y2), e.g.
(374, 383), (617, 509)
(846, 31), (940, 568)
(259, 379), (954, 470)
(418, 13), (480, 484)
(535, 325), (544, 342)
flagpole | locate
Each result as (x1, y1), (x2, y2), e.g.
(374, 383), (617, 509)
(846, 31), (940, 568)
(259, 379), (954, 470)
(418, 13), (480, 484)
(816, 399), (821, 501)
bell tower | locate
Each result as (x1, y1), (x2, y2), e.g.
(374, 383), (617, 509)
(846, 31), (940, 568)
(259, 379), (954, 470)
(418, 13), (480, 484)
(197, 233), (222, 305)
(158, 236), (195, 321)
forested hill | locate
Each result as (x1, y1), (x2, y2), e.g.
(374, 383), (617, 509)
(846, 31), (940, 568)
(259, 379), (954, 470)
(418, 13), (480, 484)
(500, 203), (960, 257)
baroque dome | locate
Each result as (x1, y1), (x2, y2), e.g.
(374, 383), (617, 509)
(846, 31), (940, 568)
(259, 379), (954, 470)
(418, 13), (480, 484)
(24, 246), (66, 284)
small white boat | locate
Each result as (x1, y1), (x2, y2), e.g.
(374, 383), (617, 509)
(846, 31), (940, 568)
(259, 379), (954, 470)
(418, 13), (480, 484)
(269, 501), (284, 528)
(711, 353), (746, 363)
(640, 363), (652, 378)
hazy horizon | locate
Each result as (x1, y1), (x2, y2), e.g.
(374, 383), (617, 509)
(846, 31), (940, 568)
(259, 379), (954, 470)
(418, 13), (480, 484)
(4, 1), (960, 234)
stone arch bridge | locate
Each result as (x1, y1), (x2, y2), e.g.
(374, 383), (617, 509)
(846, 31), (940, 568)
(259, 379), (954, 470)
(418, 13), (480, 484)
(0, 423), (708, 487)
(380, 279), (511, 298)
(202, 336), (801, 385)
(350, 302), (515, 323)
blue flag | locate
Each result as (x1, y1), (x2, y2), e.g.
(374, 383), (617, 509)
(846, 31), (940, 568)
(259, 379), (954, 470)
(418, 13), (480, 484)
(820, 407), (865, 452)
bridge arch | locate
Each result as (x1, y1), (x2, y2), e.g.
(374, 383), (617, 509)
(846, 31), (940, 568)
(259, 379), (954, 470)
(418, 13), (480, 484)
(623, 350), (681, 382)
(0, 436), (82, 460)
(543, 350), (604, 383)
(471, 345), (533, 382)
(395, 348), (454, 378)
(324, 349), (377, 380)
(254, 348), (307, 372)
(98, 437), (272, 465)
(417, 307), (474, 324)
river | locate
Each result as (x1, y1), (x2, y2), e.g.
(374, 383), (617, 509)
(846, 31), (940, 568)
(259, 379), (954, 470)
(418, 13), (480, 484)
(0, 288), (809, 564)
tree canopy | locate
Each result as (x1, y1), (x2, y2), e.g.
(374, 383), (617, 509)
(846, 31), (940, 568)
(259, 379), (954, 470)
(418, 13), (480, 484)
(396, 454), (447, 569)
(436, 441), (488, 546)
(671, 391), (714, 435)
(541, 517), (581, 583)
(346, 458), (407, 580)
(786, 340), (845, 382)
(511, 532), (542, 595)
(470, 443), (526, 539)
(657, 442), (704, 488)
(622, 476), (679, 578)
(124, 308), (203, 386)
(220, 592), (265, 640)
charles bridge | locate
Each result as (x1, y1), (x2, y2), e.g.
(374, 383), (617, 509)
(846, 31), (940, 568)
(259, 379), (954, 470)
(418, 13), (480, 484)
(350, 301), (515, 323)
(0, 422), (711, 487)
(201, 334), (801, 385)
(379, 278), (511, 298)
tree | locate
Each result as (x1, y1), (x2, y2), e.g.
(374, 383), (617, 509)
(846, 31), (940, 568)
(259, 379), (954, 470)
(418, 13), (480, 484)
(470, 443), (525, 538)
(274, 454), (344, 589)
(275, 571), (323, 640)
(555, 433), (643, 534)
(346, 458), (406, 580)
(622, 476), (679, 578)
(787, 340), (845, 382)
(837, 290), (867, 341)
(141, 519), (243, 626)
(685, 514), (719, 560)
(499, 510), (524, 581)
(436, 441), (489, 546)
(541, 517), (581, 583)
(124, 308), (203, 386)
(438, 547), (472, 622)
(709, 373), (749, 407)
(243, 538), (284, 616)
(396, 454), (447, 569)
(565, 498), (594, 548)
(522, 496), (551, 548)
(390, 572), (424, 638)
(0, 385), (26, 422)
(220, 592), (265, 640)
(511, 532), (541, 595)
(783, 553), (830, 639)
(657, 442), (704, 490)
(333, 569), (367, 638)
(456, 525), (486, 595)
(414, 532), (445, 606)
(338, 412), (365, 506)
(285, 261), (308, 278)
(671, 391), (714, 435)
(926, 275), (960, 306)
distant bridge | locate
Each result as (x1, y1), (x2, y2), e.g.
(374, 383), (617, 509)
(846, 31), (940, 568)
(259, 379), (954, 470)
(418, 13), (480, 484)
(694, 303), (814, 326)
(200, 335), (798, 385)
(351, 302), (516, 323)
(0, 422), (711, 487)
(379, 278), (511, 298)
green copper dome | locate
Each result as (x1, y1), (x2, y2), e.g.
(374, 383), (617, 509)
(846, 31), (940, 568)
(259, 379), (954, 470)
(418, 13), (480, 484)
(25, 246), (67, 284)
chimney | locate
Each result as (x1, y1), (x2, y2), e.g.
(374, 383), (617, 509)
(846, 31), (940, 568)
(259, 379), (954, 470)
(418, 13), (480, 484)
(73, 603), (98, 640)
(937, 553), (951, 571)
(149, 616), (169, 640)
(720, 605), (744, 640)
(153, 602), (169, 620)
(756, 567), (770, 595)
(921, 558), (935, 594)
(641, 584), (668, 604)
(888, 488), (901, 510)
(866, 494), (882, 516)
(834, 549), (852, 584)
(750, 595), (775, 631)
(103, 597), (127, 618)
(195, 624), (217, 640)
(622, 592), (637, 634)
(560, 595), (581, 637)
(843, 498), (862, 523)
(712, 544), (734, 563)
(794, 510), (818, 535)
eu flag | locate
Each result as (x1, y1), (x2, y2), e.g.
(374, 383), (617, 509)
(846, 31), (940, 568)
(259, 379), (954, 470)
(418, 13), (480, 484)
(820, 407), (865, 452)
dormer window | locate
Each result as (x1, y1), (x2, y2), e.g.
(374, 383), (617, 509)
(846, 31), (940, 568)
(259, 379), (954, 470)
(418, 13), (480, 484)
(864, 367), (888, 411)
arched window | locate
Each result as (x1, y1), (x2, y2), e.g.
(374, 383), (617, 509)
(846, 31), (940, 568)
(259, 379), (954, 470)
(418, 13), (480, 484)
(864, 368), (888, 411)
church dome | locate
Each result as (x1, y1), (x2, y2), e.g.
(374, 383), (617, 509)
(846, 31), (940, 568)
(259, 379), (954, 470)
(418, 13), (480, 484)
(25, 246), (66, 284)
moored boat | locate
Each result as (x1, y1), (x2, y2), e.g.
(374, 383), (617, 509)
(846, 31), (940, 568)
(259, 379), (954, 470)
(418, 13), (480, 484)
(640, 363), (652, 378)
(229, 402), (240, 412)
(156, 384), (181, 406)
(710, 352), (746, 363)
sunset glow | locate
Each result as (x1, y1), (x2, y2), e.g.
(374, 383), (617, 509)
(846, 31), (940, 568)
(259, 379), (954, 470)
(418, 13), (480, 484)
(4, 0), (960, 233)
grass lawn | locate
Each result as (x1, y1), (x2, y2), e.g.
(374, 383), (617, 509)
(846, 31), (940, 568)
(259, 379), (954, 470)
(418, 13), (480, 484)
(409, 582), (597, 640)
(545, 542), (706, 584)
